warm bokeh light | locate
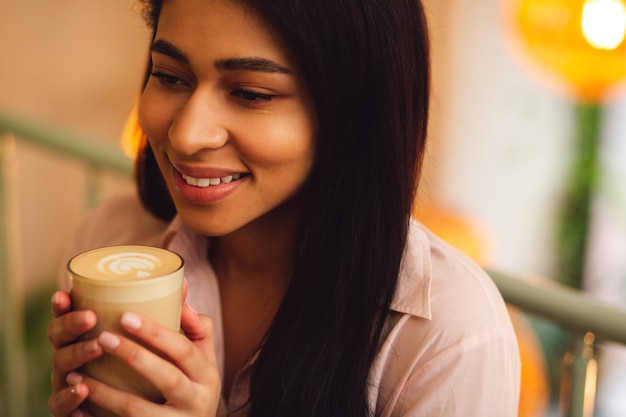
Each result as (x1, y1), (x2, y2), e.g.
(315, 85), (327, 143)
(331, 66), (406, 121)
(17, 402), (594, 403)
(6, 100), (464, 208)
(503, 0), (626, 102)
(121, 103), (145, 160)
(413, 202), (494, 264)
(582, 0), (626, 50)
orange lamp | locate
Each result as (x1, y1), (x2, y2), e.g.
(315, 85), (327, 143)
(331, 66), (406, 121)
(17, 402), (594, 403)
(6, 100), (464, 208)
(502, 0), (626, 102)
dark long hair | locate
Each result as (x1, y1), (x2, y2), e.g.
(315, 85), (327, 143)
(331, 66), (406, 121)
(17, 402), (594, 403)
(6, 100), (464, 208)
(136, 0), (430, 416)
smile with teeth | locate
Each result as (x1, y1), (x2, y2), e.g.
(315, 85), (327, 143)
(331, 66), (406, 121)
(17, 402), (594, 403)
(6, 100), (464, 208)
(182, 173), (242, 187)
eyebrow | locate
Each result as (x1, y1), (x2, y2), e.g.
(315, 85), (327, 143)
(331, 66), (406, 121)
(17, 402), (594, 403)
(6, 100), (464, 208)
(215, 57), (291, 74)
(151, 39), (189, 64)
(151, 39), (291, 74)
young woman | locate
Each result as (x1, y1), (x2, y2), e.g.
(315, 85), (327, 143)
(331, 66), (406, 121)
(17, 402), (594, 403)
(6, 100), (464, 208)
(48, 0), (521, 416)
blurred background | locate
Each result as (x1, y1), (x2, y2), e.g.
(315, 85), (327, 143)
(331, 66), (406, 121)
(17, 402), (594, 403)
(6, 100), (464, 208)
(2, 0), (626, 416)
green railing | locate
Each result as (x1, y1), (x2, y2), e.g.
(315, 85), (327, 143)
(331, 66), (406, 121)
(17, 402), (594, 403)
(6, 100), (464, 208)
(0, 112), (132, 208)
(0, 111), (132, 417)
(2, 111), (626, 417)
(490, 270), (626, 417)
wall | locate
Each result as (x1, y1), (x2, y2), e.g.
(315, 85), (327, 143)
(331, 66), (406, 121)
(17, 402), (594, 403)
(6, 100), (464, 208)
(0, 0), (148, 291)
(422, 0), (574, 278)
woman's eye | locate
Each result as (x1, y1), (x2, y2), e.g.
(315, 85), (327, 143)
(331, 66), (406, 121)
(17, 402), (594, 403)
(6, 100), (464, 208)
(150, 71), (187, 87)
(231, 89), (275, 103)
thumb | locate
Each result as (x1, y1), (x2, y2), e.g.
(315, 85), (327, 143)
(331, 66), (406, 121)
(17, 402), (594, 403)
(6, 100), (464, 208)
(181, 303), (217, 364)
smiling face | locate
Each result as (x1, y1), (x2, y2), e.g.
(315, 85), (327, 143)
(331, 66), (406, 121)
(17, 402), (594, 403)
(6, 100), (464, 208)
(138, 0), (317, 236)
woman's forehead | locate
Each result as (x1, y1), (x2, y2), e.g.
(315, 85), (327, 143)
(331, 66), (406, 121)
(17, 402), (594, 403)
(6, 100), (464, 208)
(154, 0), (291, 66)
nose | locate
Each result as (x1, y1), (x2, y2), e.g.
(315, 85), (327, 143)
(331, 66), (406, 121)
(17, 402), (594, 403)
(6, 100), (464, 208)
(168, 88), (228, 155)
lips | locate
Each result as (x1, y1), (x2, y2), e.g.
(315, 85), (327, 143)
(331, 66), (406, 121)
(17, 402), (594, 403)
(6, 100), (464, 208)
(172, 165), (247, 204)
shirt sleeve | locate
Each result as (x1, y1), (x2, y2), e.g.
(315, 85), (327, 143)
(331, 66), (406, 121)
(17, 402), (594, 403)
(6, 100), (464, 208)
(397, 326), (520, 417)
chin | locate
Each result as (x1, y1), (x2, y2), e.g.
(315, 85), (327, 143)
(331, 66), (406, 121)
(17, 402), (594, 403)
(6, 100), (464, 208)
(176, 210), (243, 237)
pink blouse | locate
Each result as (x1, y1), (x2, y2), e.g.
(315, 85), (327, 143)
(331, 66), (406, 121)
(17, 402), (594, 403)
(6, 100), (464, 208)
(60, 192), (520, 416)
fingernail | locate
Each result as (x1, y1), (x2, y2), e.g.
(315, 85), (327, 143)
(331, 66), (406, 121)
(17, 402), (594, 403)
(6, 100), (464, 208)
(83, 339), (99, 353)
(66, 372), (83, 385)
(98, 331), (121, 350)
(51, 291), (61, 307)
(121, 312), (142, 330)
(186, 303), (199, 315)
(73, 311), (93, 327)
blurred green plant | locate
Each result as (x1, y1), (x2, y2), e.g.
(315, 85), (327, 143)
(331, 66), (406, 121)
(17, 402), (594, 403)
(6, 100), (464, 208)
(557, 103), (601, 289)
(23, 285), (55, 416)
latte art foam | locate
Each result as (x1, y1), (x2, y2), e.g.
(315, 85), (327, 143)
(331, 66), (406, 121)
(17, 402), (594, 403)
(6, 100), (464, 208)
(69, 245), (183, 282)
(97, 252), (162, 279)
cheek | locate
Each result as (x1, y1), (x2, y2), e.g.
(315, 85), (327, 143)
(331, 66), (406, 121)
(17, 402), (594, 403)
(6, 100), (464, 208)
(239, 112), (317, 168)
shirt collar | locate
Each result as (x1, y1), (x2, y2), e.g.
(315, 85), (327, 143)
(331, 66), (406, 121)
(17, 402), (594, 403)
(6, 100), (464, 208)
(390, 219), (433, 320)
(159, 216), (432, 320)
(160, 216), (209, 266)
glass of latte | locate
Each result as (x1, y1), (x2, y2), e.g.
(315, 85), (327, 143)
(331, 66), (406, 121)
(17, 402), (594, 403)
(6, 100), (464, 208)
(68, 245), (184, 417)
